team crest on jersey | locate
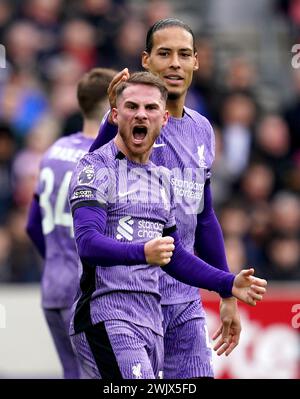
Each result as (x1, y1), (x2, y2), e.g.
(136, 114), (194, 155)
(78, 165), (95, 185)
(197, 145), (207, 168)
(132, 363), (142, 379)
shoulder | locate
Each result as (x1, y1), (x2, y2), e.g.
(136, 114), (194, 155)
(53, 132), (82, 147)
(184, 107), (213, 133)
(76, 143), (116, 176)
(76, 151), (106, 171)
(91, 141), (116, 162)
(42, 133), (82, 157)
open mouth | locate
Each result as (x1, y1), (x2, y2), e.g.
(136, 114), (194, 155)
(132, 126), (148, 143)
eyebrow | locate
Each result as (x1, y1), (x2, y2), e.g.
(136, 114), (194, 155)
(157, 46), (193, 52)
(124, 100), (137, 106)
(124, 100), (160, 107)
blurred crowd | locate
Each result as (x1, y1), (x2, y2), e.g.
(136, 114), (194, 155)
(0, 0), (299, 283)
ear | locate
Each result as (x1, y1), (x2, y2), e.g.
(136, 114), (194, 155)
(111, 107), (118, 125)
(162, 110), (169, 127)
(142, 51), (150, 70)
(193, 52), (199, 71)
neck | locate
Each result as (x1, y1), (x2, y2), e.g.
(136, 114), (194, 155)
(82, 119), (100, 138)
(166, 95), (185, 118)
(114, 134), (151, 164)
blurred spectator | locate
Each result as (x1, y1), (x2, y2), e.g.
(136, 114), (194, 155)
(277, 0), (300, 39)
(211, 125), (235, 206)
(21, 0), (63, 62)
(111, 17), (147, 71)
(248, 203), (272, 248)
(0, 123), (16, 223)
(252, 114), (295, 192)
(0, 70), (49, 139)
(144, 0), (174, 27)
(7, 209), (42, 282)
(0, 0), (14, 38)
(5, 21), (42, 71)
(219, 201), (250, 238)
(60, 19), (98, 71)
(270, 191), (300, 236)
(43, 54), (85, 87)
(71, 0), (128, 67)
(225, 56), (257, 94)
(21, 0), (63, 27)
(283, 69), (300, 152)
(186, 37), (221, 120)
(265, 236), (300, 280)
(246, 202), (272, 275)
(43, 55), (85, 134)
(220, 92), (257, 179)
(238, 161), (275, 204)
(0, 226), (12, 282)
(12, 114), (60, 209)
(50, 82), (79, 120)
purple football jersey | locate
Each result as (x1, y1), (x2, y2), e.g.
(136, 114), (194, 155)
(69, 140), (176, 336)
(150, 107), (215, 308)
(36, 132), (94, 308)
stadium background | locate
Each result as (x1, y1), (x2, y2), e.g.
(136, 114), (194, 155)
(0, 0), (299, 378)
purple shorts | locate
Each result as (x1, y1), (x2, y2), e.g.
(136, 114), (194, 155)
(71, 319), (164, 379)
(162, 299), (214, 378)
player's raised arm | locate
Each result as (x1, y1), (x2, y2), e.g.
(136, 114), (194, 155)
(163, 231), (267, 306)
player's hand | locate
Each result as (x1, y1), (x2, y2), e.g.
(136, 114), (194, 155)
(232, 268), (267, 306)
(212, 297), (241, 356)
(108, 68), (130, 123)
(144, 236), (175, 266)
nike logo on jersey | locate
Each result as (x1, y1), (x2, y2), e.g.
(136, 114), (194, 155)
(118, 189), (138, 198)
(153, 143), (166, 148)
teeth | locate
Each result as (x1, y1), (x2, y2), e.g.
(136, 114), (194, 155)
(167, 76), (181, 80)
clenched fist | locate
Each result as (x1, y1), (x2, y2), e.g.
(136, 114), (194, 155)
(144, 236), (175, 266)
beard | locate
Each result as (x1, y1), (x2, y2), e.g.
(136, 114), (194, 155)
(167, 91), (181, 101)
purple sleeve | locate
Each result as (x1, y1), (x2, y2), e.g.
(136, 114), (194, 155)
(194, 181), (230, 273)
(26, 195), (45, 258)
(73, 205), (146, 266)
(164, 231), (235, 298)
(89, 112), (118, 152)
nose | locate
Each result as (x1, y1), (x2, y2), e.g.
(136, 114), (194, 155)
(169, 53), (180, 69)
(135, 107), (147, 120)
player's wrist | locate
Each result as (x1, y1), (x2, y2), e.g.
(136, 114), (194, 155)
(221, 296), (237, 303)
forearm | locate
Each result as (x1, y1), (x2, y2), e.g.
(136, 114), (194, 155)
(164, 231), (235, 297)
(73, 206), (146, 266)
(26, 195), (45, 258)
(89, 111), (118, 152)
(195, 181), (229, 272)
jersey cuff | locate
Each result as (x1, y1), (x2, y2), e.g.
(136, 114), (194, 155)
(163, 225), (177, 236)
(71, 200), (106, 215)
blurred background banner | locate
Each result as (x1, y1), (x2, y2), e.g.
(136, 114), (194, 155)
(203, 285), (300, 379)
(0, 0), (299, 379)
